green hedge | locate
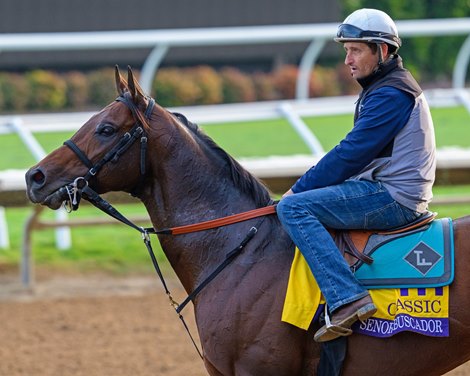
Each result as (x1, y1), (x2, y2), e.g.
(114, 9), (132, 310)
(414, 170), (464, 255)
(0, 64), (350, 113)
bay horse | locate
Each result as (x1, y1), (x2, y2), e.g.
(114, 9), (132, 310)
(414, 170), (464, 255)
(25, 67), (470, 375)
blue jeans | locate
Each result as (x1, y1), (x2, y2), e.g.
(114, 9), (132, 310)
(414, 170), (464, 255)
(276, 180), (420, 312)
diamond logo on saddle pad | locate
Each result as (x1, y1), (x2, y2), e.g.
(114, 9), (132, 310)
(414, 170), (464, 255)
(404, 242), (442, 276)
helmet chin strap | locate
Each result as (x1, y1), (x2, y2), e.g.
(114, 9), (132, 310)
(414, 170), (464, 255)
(377, 43), (384, 66)
(372, 43), (386, 75)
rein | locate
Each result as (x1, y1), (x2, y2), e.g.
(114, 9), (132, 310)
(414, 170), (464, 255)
(82, 184), (276, 311)
(149, 204), (277, 235)
(59, 91), (278, 360)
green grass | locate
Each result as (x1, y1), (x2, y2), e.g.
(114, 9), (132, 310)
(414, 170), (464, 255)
(1, 203), (162, 275)
(429, 184), (470, 218)
(1, 105), (469, 170)
(201, 105), (470, 158)
(1, 190), (468, 275)
(0, 105), (469, 275)
(1, 131), (75, 170)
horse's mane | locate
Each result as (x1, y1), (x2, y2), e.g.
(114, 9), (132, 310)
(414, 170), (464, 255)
(172, 112), (272, 207)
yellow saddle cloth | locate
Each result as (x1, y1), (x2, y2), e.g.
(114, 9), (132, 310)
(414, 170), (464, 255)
(282, 248), (449, 337)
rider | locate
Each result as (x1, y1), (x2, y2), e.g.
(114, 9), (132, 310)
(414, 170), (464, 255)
(276, 8), (436, 342)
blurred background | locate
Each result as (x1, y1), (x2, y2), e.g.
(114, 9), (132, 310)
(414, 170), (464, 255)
(0, 1), (469, 375)
(0, 0), (467, 109)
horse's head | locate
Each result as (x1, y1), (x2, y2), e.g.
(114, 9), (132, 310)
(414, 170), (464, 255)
(25, 67), (154, 210)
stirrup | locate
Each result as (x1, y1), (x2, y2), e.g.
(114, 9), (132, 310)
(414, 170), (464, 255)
(324, 305), (353, 336)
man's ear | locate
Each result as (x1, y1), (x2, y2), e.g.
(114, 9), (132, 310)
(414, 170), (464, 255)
(381, 43), (389, 59)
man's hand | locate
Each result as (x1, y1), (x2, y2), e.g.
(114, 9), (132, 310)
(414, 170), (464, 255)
(282, 189), (294, 198)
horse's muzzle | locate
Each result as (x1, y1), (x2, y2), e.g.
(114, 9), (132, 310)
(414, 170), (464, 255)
(25, 167), (69, 209)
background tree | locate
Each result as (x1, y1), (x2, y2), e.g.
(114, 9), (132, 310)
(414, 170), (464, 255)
(340, 0), (470, 85)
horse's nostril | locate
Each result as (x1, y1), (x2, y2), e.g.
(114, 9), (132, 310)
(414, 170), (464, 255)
(31, 169), (45, 185)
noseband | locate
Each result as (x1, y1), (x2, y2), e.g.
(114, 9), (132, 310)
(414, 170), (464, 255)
(61, 92), (155, 211)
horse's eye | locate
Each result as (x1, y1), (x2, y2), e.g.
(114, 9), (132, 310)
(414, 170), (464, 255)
(96, 123), (116, 137)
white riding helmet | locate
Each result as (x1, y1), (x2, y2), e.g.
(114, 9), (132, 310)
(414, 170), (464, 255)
(334, 8), (401, 49)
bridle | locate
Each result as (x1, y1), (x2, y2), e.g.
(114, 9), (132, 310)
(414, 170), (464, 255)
(57, 90), (277, 359)
(61, 90), (277, 232)
(61, 92), (154, 211)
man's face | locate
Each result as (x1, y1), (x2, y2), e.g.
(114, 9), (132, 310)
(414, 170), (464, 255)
(343, 42), (379, 80)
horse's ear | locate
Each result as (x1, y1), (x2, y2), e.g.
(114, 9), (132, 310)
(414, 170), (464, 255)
(115, 65), (127, 96)
(127, 66), (146, 105)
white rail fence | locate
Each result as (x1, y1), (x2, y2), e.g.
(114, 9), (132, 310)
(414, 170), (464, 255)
(0, 95), (469, 234)
(0, 18), (469, 97)
(1, 89), (468, 196)
(1, 90), (470, 287)
(0, 19), (469, 285)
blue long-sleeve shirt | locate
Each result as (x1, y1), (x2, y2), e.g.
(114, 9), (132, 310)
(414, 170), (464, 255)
(291, 86), (415, 193)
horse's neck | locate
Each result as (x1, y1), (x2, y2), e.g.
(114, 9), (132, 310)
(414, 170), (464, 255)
(145, 119), (262, 222)
(140, 136), (261, 293)
(143, 186), (257, 294)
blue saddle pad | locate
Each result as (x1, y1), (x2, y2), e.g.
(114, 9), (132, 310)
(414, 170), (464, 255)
(354, 218), (454, 289)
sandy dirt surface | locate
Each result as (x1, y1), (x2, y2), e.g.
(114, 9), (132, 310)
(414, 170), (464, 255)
(0, 272), (469, 376)
(0, 273), (207, 376)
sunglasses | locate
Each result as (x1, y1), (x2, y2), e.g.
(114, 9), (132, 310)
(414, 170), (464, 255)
(336, 24), (400, 45)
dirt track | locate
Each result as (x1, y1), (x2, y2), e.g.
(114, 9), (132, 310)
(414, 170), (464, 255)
(1, 273), (469, 376)
(0, 274), (206, 376)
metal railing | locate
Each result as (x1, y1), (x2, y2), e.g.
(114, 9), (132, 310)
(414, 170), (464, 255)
(0, 18), (469, 97)
(0, 19), (470, 285)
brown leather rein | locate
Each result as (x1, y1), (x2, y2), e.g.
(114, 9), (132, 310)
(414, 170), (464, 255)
(151, 204), (278, 235)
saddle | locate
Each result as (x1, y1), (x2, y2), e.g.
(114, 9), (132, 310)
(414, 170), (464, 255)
(333, 211), (437, 268)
